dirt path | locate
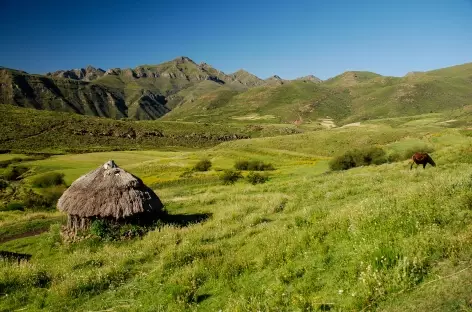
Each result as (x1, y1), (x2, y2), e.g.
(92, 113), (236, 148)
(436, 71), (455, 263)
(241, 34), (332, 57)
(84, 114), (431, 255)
(0, 228), (49, 244)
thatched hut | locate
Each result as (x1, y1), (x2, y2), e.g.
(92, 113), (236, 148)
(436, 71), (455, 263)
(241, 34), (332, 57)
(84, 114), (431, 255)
(58, 160), (163, 232)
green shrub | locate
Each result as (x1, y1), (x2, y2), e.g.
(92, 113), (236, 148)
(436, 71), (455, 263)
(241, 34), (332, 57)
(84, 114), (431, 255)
(90, 219), (114, 240)
(0, 201), (25, 211)
(193, 159), (212, 172)
(330, 147), (387, 171)
(248, 160), (275, 171)
(42, 187), (65, 206)
(329, 151), (359, 171)
(90, 219), (149, 241)
(2, 165), (29, 181)
(386, 151), (402, 163)
(361, 147), (387, 165)
(246, 172), (269, 185)
(31, 172), (65, 188)
(234, 160), (249, 170)
(22, 187), (64, 210)
(119, 224), (147, 238)
(0, 179), (8, 190)
(0, 157), (23, 168)
(234, 160), (275, 171)
(220, 169), (243, 185)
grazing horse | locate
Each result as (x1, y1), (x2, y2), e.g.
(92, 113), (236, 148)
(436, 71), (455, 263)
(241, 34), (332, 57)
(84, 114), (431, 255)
(410, 152), (436, 170)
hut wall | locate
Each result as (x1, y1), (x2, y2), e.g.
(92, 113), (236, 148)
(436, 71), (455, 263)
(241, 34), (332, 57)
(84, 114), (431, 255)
(67, 215), (93, 232)
(66, 210), (162, 233)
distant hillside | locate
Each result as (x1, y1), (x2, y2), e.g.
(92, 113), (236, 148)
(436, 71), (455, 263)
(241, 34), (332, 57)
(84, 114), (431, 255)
(162, 80), (352, 123)
(1, 57), (297, 120)
(164, 62), (472, 124)
(46, 65), (105, 81)
(296, 75), (322, 83)
(0, 68), (169, 120)
(1, 58), (472, 123)
(0, 105), (306, 153)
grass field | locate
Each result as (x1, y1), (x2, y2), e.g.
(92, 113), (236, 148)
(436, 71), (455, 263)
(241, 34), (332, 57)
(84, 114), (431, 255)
(0, 105), (309, 154)
(1, 114), (472, 311)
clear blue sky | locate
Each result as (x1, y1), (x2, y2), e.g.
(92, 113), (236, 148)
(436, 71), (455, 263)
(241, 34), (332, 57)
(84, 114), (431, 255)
(1, 0), (471, 80)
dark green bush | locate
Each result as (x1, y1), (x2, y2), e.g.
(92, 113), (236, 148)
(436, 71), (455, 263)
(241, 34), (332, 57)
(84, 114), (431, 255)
(119, 224), (147, 238)
(90, 219), (149, 241)
(234, 160), (249, 170)
(387, 151), (402, 163)
(2, 165), (29, 181)
(246, 172), (269, 185)
(329, 147), (387, 171)
(90, 219), (114, 240)
(361, 147), (387, 165)
(220, 169), (243, 185)
(0, 179), (8, 190)
(31, 172), (65, 188)
(329, 151), (358, 171)
(234, 160), (275, 171)
(42, 187), (65, 206)
(247, 160), (274, 171)
(0, 157), (23, 168)
(193, 159), (212, 172)
(0, 201), (25, 211)
(22, 187), (64, 210)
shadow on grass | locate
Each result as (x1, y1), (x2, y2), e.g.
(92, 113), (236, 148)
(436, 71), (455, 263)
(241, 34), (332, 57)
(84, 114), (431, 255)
(195, 294), (211, 303)
(159, 212), (212, 227)
(0, 250), (32, 264)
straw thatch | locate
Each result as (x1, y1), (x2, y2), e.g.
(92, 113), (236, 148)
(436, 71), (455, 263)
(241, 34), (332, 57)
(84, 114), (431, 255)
(58, 160), (163, 231)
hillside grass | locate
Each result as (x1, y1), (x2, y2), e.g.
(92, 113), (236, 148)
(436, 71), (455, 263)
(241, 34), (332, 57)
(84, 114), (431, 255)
(161, 62), (472, 126)
(0, 105), (306, 154)
(162, 80), (353, 123)
(2, 117), (472, 311)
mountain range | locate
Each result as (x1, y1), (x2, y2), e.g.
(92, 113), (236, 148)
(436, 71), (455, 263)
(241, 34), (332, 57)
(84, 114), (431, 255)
(1, 57), (472, 123)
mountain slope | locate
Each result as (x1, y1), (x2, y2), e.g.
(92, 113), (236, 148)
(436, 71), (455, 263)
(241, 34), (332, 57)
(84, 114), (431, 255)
(162, 80), (352, 123)
(46, 66), (105, 81)
(1, 57), (273, 120)
(0, 68), (169, 120)
(162, 62), (472, 124)
(1, 58), (472, 123)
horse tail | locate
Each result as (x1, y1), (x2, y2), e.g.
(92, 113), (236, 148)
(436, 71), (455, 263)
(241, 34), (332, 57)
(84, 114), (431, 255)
(427, 154), (436, 167)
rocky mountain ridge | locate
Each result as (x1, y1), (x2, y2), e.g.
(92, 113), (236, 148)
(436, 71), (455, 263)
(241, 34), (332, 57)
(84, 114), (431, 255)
(2, 57), (472, 123)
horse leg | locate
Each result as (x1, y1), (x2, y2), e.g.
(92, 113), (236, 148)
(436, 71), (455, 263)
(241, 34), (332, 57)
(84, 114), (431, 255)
(423, 163), (426, 169)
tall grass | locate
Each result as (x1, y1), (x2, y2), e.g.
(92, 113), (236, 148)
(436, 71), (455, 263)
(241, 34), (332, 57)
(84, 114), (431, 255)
(1, 121), (472, 311)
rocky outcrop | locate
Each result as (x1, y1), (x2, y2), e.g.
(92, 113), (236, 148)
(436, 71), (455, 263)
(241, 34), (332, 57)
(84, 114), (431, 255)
(228, 69), (266, 87)
(296, 75), (322, 83)
(265, 75), (286, 85)
(46, 66), (105, 81)
(1, 56), (329, 120)
(0, 68), (168, 120)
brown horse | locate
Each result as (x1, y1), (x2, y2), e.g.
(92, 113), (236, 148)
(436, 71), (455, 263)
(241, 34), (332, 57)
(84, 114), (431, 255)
(410, 152), (436, 169)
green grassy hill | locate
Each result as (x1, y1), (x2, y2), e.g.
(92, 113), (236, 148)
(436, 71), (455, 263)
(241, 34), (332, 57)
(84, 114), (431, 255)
(2, 114), (472, 311)
(163, 62), (472, 124)
(0, 105), (306, 153)
(162, 80), (352, 123)
(4, 58), (472, 123)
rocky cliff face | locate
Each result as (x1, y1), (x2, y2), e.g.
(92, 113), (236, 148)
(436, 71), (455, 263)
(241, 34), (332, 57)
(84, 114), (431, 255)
(0, 68), (168, 120)
(46, 66), (106, 81)
(265, 75), (286, 85)
(1, 56), (324, 120)
(296, 75), (322, 83)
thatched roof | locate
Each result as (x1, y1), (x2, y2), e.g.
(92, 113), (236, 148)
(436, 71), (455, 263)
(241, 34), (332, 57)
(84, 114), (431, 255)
(57, 160), (163, 219)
